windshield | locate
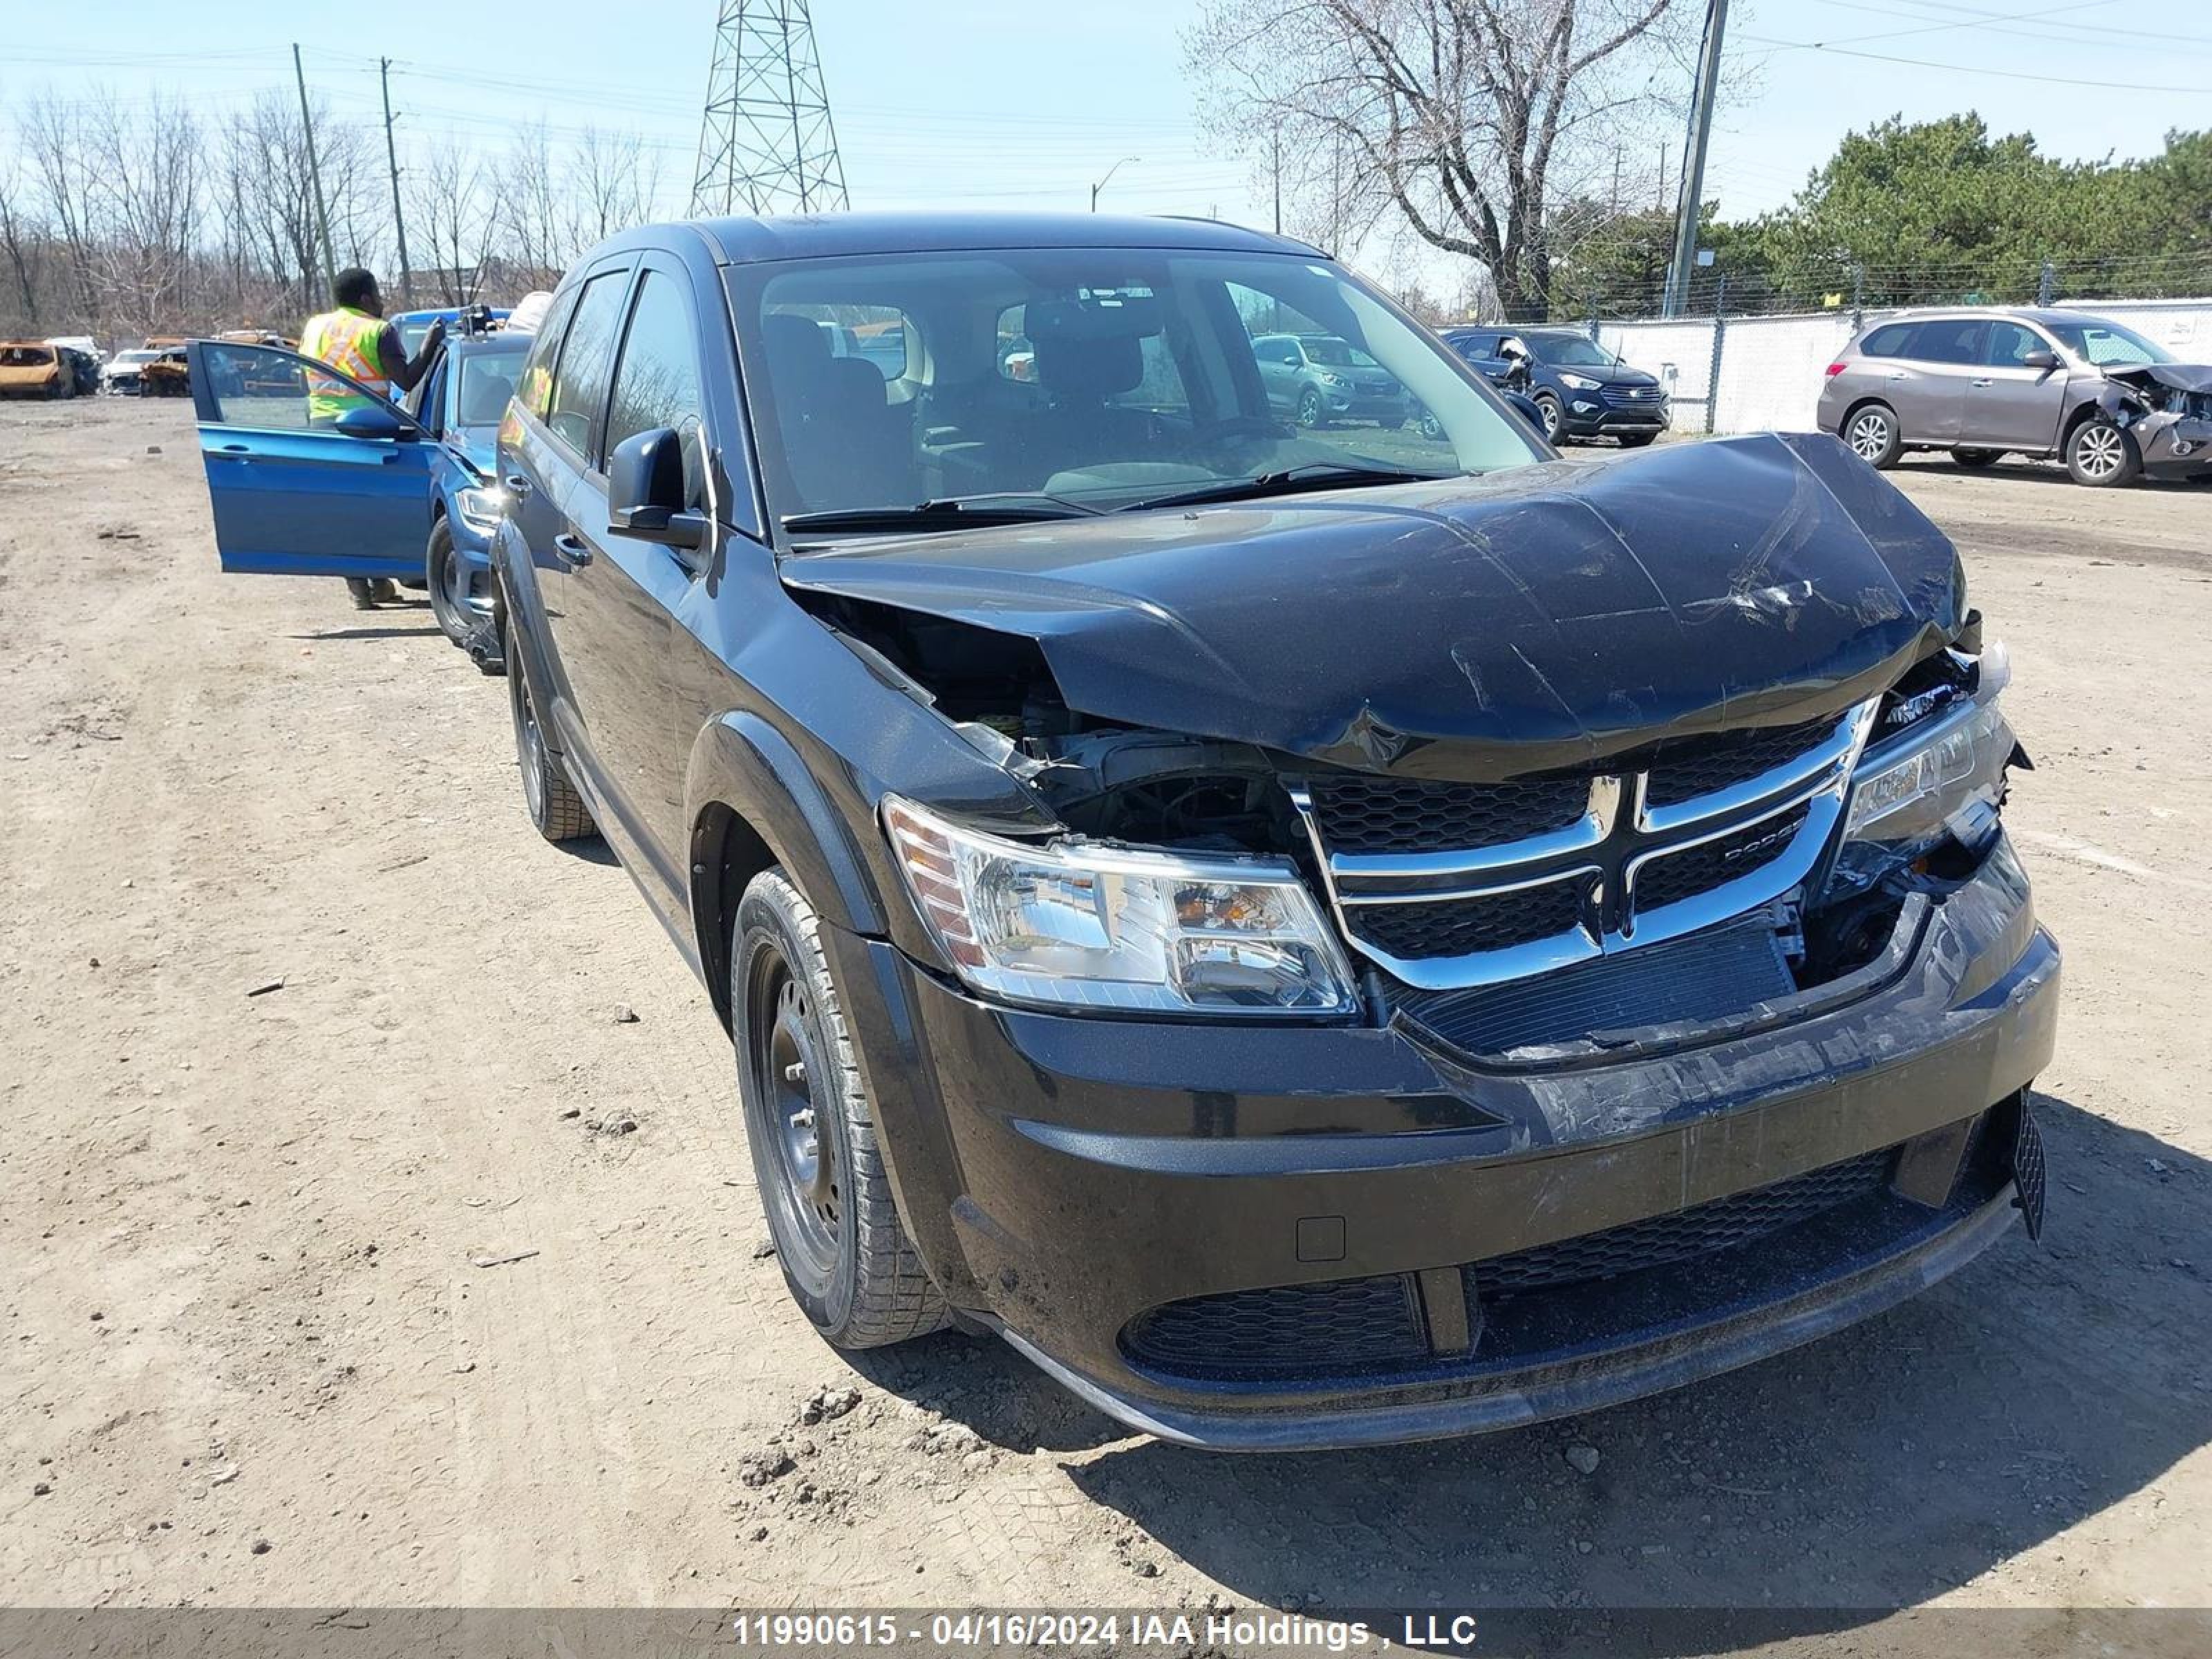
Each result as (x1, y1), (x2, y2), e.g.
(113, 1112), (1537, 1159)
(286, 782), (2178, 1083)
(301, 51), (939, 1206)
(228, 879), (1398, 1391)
(730, 247), (1539, 531)
(451, 343), (527, 435)
(1528, 333), (1616, 368)
(2042, 317), (2173, 367)
(117, 350), (157, 366)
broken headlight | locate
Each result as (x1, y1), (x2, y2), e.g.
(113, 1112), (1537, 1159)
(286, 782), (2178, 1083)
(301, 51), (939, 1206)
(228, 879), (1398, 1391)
(1827, 644), (2015, 897)
(883, 796), (1357, 1017)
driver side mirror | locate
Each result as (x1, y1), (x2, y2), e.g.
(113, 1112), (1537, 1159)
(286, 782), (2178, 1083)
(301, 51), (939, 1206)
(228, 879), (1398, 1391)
(2023, 348), (2059, 371)
(334, 404), (419, 442)
(608, 427), (709, 552)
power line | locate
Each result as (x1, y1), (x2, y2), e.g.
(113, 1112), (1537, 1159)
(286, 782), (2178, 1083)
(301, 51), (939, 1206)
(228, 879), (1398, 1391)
(1736, 31), (2212, 93)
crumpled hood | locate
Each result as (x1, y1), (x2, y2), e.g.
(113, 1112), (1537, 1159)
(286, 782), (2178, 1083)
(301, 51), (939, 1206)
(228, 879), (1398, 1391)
(2107, 362), (2212, 396)
(780, 431), (1966, 781)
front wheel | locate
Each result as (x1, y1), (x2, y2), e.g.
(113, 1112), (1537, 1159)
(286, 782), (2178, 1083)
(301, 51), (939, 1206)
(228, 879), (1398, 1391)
(2066, 416), (2139, 487)
(1416, 411), (1444, 442)
(1533, 391), (1564, 442)
(1843, 402), (1902, 468)
(425, 518), (476, 648)
(505, 630), (594, 843)
(1295, 386), (1327, 429)
(735, 869), (947, 1349)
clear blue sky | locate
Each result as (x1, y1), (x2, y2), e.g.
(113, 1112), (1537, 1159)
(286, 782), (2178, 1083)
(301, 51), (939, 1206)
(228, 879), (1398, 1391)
(7, 1), (2204, 236)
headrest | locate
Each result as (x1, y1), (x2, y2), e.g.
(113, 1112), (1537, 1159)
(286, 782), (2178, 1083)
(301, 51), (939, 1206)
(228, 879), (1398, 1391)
(761, 312), (833, 378)
(1026, 299), (1156, 401)
(820, 357), (889, 411)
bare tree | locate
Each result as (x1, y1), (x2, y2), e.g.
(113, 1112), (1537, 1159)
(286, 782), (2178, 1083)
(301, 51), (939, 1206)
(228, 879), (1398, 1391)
(406, 140), (494, 306)
(84, 93), (205, 337)
(566, 126), (663, 251)
(0, 155), (44, 326)
(1188, 0), (1689, 318)
(18, 93), (104, 330)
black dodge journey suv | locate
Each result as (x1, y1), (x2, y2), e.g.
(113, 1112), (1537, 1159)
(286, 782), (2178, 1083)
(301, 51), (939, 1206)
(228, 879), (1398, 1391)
(489, 211), (2058, 1450)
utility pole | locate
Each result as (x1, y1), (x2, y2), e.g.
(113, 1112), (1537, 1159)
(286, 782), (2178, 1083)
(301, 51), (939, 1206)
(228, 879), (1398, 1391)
(1662, 0), (1727, 319)
(292, 44), (337, 294)
(379, 59), (415, 309)
(1272, 126), (1282, 234)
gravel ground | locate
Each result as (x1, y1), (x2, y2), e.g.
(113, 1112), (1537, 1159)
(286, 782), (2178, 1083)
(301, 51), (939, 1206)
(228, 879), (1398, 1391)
(3, 397), (2209, 1645)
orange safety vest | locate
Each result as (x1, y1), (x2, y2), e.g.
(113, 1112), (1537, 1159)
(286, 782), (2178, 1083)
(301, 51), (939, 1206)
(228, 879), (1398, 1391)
(298, 306), (393, 422)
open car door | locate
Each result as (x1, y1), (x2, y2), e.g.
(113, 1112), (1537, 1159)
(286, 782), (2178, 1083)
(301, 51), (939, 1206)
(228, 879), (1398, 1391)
(187, 339), (435, 577)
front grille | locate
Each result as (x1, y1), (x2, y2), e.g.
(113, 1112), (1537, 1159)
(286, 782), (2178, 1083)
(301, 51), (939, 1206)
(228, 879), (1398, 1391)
(1395, 909), (1793, 1056)
(1352, 879), (1591, 959)
(1303, 774), (1588, 854)
(1633, 806), (1810, 912)
(1600, 384), (1665, 408)
(1296, 706), (1862, 988)
(1644, 718), (1839, 807)
(1470, 1148), (1895, 1295)
(1121, 1273), (1427, 1381)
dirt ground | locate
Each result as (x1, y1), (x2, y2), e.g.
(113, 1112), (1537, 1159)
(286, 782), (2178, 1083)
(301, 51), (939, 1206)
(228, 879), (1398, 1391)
(4, 397), (2210, 1637)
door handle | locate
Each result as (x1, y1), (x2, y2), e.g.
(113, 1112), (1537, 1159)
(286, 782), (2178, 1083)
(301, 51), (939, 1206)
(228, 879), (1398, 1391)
(219, 443), (250, 454)
(505, 474), (534, 500)
(552, 533), (593, 570)
(1886, 372), (1909, 381)
(1969, 377), (1994, 388)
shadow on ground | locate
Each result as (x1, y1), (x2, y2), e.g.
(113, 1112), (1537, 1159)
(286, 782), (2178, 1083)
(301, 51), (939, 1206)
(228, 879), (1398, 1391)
(901, 1094), (2209, 1626)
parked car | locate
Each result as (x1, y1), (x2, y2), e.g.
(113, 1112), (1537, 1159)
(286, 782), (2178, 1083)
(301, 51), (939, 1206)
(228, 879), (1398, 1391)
(102, 348), (161, 395)
(1441, 325), (1668, 447)
(139, 346), (192, 397)
(46, 335), (104, 394)
(187, 212), (2056, 1451)
(392, 306), (512, 359)
(1818, 307), (2212, 487)
(1250, 331), (1409, 427)
(180, 326), (529, 663)
(0, 341), (77, 400)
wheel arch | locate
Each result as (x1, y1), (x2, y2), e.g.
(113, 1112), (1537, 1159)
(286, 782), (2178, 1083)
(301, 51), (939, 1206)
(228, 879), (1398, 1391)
(685, 713), (892, 1031)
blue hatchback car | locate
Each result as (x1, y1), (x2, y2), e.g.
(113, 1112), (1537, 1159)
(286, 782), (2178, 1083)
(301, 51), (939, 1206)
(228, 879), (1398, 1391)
(186, 329), (530, 664)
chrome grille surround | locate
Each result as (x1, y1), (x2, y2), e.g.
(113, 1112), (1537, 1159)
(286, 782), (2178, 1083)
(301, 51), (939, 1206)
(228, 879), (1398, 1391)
(1291, 701), (1879, 992)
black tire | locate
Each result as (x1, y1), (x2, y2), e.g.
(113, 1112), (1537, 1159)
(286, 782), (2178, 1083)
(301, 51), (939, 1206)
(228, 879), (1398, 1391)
(2065, 415), (2139, 488)
(1295, 386), (1327, 429)
(1618, 432), (1658, 449)
(735, 868), (947, 1349)
(425, 517), (477, 648)
(1533, 391), (1564, 442)
(505, 628), (594, 843)
(1952, 448), (2001, 469)
(1842, 402), (1902, 468)
(1416, 411), (1444, 442)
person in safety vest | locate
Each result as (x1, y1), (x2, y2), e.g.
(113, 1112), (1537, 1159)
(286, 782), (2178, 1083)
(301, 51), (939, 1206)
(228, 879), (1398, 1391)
(299, 267), (446, 609)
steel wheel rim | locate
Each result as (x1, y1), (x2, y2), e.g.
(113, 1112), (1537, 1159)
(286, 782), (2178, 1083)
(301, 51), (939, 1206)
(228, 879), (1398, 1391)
(749, 950), (841, 1280)
(1848, 411), (1889, 460)
(2078, 425), (2124, 479)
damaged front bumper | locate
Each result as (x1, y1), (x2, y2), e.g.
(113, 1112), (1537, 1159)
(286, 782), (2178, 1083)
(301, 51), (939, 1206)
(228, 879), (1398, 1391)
(825, 837), (2058, 1450)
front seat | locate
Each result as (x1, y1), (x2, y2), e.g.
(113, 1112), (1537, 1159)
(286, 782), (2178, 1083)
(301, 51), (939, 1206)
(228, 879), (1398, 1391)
(1023, 299), (1160, 479)
(758, 312), (915, 511)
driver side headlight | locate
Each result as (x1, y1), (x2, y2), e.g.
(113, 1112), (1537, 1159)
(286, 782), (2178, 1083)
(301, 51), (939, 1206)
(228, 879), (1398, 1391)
(455, 485), (509, 531)
(883, 797), (1358, 1017)
(1828, 646), (2016, 897)
(1559, 372), (1601, 391)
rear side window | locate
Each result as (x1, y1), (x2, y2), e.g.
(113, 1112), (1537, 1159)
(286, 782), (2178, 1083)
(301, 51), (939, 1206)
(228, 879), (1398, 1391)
(1857, 323), (1912, 358)
(605, 270), (706, 507)
(1906, 319), (1985, 365)
(547, 270), (631, 460)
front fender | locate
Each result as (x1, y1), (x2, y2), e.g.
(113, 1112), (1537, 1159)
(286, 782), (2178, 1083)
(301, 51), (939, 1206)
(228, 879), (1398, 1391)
(683, 711), (891, 946)
(489, 520), (561, 736)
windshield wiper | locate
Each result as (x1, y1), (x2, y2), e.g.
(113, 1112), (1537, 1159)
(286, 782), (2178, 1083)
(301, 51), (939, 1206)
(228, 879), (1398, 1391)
(1118, 460), (1453, 514)
(781, 491), (1104, 535)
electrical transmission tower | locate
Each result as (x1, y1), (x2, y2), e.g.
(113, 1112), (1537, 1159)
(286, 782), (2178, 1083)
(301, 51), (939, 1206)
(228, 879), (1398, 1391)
(689, 1), (850, 216)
